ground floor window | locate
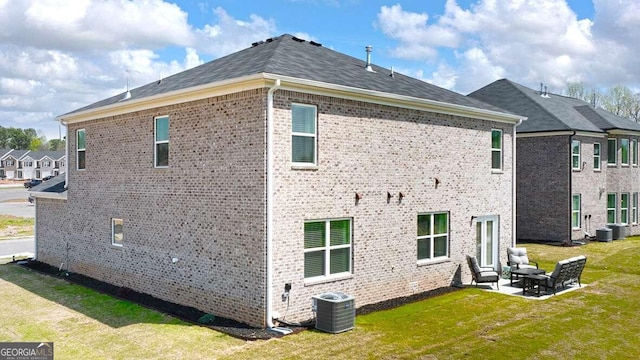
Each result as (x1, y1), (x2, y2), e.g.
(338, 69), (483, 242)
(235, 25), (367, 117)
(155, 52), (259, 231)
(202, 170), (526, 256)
(304, 218), (351, 280)
(621, 193), (630, 225)
(633, 193), (638, 224)
(572, 194), (581, 229)
(607, 193), (617, 224)
(112, 218), (123, 246)
(417, 212), (449, 261)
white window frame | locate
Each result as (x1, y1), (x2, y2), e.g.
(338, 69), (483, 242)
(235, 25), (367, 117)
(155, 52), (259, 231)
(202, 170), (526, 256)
(571, 194), (581, 229)
(621, 193), (630, 225)
(491, 129), (503, 171)
(571, 140), (581, 170)
(6, 160), (13, 166)
(607, 193), (617, 224)
(303, 218), (352, 281)
(291, 103), (318, 166)
(633, 192), (638, 224)
(77, 129), (86, 170)
(621, 138), (630, 166)
(154, 115), (169, 168)
(417, 212), (450, 262)
(633, 139), (638, 166)
(111, 218), (123, 247)
(607, 138), (617, 166)
(593, 143), (601, 171)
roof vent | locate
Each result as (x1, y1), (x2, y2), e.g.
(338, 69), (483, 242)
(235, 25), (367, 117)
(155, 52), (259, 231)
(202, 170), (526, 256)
(292, 36), (304, 42)
(309, 41), (322, 47)
(540, 83), (549, 98)
(120, 71), (132, 102)
(365, 45), (375, 72)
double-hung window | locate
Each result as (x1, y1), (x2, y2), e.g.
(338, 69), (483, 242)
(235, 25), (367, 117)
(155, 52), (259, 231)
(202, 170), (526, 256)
(621, 139), (630, 166)
(154, 116), (169, 168)
(607, 138), (617, 165)
(77, 129), (86, 170)
(593, 143), (601, 170)
(304, 219), (351, 280)
(633, 193), (638, 224)
(571, 140), (580, 170)
(491, 129), (502, 171)
(291, 104), (317, 165)
(417, 212), (449, 261)
(633, 139), (638, 166)
(607, 193), (617, 224)
(572, 194), (581, 229)
(621, 193), (630, 225)
(112, 218), (123, 247)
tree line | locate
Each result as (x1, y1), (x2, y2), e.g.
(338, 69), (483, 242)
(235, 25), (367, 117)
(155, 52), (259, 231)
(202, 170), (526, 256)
(0, 126), (65, 151)
(566, 83), (640, 122)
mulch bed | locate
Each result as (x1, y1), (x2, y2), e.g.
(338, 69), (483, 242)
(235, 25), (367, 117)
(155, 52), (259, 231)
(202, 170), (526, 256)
(15, 259), (459, 340)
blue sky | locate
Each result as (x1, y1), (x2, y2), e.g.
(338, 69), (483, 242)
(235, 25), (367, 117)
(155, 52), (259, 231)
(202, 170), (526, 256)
(1, 0), (639, 140)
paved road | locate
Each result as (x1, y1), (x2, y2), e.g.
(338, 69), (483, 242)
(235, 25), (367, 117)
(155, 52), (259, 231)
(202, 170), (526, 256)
(0, 187), (35, 257)
(0, 238), (34, 258)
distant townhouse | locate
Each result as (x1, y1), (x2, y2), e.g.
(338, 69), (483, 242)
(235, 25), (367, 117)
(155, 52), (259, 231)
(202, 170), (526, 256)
(0, 149), (11, 178)
(21, 151), (66, 179)
(469, 79), (640, 242)
(0, 150), (30, 180)
(32, 34), (524, 328)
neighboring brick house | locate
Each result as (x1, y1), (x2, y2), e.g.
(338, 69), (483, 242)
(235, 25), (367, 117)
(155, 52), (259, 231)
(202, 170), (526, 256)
(21, 151), (66, 179)
(469, 79), (640, 242)
(0, 149), (30, 180)
(33, 34), (523, 328)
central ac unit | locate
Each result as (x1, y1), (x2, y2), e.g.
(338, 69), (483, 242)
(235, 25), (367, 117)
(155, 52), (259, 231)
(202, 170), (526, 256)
(312, 292), (355, 333)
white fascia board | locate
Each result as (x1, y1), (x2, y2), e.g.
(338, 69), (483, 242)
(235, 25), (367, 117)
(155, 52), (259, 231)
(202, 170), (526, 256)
(57, 72), (524, 125)
(264, 74), (525, 124)
(30, 191), (67, 200)
(517, 131), (605, 138)
(606, 129), (640, 136)
(57, 74), (268, 124)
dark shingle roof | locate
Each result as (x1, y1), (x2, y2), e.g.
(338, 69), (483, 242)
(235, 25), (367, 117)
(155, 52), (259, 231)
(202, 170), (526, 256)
(2, 150), (30, 160)
(23, 151), (65, 161)
(29, 174), (66, 193)
(468, 79), (640, 134)
(62, 34), (510, 117)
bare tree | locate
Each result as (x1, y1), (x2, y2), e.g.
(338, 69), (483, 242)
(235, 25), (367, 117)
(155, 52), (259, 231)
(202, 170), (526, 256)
(565, 82), (602, 107)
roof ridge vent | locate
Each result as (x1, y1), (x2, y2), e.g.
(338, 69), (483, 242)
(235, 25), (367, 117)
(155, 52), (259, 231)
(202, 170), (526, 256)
(309, 41), (322, 47)
(292, 36), (305, 42)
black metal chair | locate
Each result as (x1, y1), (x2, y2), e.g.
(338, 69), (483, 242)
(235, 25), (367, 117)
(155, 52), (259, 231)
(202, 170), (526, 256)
(466, 255), (499, 289)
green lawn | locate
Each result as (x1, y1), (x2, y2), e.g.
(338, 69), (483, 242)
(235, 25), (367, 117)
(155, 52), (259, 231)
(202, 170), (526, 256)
(1, 239), (639, 359)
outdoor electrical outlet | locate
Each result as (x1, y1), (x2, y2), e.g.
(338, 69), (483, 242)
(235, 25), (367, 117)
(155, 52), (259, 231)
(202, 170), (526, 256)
(284, 283), (292, 292)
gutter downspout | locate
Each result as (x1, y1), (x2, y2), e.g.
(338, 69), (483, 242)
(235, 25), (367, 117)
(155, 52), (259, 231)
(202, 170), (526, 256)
(513, 118), (524, 247)
(266, 79), (291, 334)
(568, 131), (576, 244)
(61, 119), (68, 189)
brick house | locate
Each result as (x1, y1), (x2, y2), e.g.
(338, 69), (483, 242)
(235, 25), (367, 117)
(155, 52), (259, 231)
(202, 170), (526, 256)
(33, 34), (523, 328)
(469, 79), (640, 242)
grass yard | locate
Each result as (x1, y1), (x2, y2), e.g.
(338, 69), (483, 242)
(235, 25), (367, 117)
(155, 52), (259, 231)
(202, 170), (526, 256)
(0, 215), (34, 239)
(1, 238), (640, 359)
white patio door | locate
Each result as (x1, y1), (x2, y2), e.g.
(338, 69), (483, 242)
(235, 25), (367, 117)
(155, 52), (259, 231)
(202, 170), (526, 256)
(475, 215), (499, 270)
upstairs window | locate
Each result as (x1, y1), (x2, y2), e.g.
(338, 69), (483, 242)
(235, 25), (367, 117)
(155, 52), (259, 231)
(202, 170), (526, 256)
(491, 129), (503, 171)
(77, 129), (86, 170)
(607, 138), (616, 165)
(593, 143), (601, 170)
(417, 212), (449, 261)
(154, 116), (169, 168)
(633, 139), (638, 166)
(621, 139), (630, 166)
(571, 140), (581, 170)
(304, 219), (351, 280)
(6, 160), (14, 166)
(292, 104), (317, 165)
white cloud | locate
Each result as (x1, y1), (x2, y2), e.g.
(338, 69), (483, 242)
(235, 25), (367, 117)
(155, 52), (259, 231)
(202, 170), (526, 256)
(376, 0), (618, 93)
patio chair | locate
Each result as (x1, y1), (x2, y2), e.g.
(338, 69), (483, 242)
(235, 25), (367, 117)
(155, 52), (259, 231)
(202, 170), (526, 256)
(507, 247), (539, 270)
(466, 255), (499, 289)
